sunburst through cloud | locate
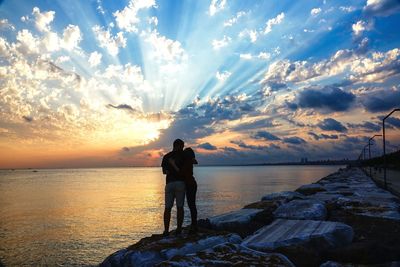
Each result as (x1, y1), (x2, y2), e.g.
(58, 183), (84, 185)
(1, 0), (400, 168)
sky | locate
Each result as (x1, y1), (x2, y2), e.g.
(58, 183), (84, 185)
(0, 0), (400, 168)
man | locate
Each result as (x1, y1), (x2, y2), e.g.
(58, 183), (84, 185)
(161, 139), (185, 236)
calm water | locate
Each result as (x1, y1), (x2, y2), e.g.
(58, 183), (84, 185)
(0, 165), (341, 266)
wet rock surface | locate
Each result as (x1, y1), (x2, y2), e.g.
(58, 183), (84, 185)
(101, 168), (400, 267)
(273, 199), (328, 220)
(242, 219), (353, 251)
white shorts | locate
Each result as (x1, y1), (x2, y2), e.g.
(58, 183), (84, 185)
(165, 181), (185, 209)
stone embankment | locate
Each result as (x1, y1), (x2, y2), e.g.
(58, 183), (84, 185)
(100, 167), (400, 266)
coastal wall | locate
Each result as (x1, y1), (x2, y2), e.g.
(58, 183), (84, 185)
(100, 167), (400, 267)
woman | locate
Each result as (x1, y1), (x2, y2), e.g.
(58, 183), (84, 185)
(169, 147), (198, 233)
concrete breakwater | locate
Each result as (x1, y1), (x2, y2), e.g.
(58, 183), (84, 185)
(100, 167), (400, 266)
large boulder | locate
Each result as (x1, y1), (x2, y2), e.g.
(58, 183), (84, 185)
(261, 191), (305, 203)
(157, 242), (295, 266)
(296, 183), (327, 195)
(273, 199), (328, 220)
(242, 219), (354, 252)
(208, 209), (263, 230)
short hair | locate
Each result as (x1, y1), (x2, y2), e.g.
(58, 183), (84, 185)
(173, 139), (184, 149)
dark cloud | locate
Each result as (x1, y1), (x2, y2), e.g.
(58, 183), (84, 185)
(107, 104), (135, 111)
(122, 147), (130, 152)
(197, 142), (217, 150)
(347, 121), (381, 132)
(362, 89), (400, 112)
(285, 101), (298, 111)
(283, 136), (306, 145)
(232, 118), (277, 131)
(308, 132), (339, 140)
(364, 0), (400, 16)
(230, 140), (268, 150)
(386, 117), (400, 128)
(222, 146), (238, 152)
(253, 131), (281, 141)
(317, 118), (348, 132)
(22, 115), (33, 122)
(297, 86), (356, 112)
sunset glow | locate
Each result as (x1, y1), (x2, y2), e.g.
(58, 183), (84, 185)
(1, 0), (399, 168)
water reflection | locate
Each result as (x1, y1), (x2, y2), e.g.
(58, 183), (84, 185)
(0, 165), (340, 266)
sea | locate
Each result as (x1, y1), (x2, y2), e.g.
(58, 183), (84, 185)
(0, 165), (342, 266)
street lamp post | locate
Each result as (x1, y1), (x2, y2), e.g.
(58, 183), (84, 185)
(382, 108), (400, 189)
(368, 134), (382, 177)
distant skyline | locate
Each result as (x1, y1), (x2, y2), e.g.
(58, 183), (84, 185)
(0, 0), (400, 168)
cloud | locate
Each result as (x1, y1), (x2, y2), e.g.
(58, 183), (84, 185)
(209, 0), (227, 16)
(283, 136), (306, 145)
(239, 29), (258, 43)
(198, 142), (217, 150)
(107, 104), (135, 111)
(317, 118), (348, 132)
(308, 132), (338, 140)
(32, 7), (55, 32)
(92, 25), (126, 56)
(224, 11), (245, 27)
(261, 46), (400, 87)
(352, 20), (372, 36)
(113, 0), (156, 32)
(62, 25), (82, 50)
(386, 117), (400, 128)
(232, 118), (276, 131)
(264, 12), (285, 34)
(364, 0), (400, 16)
(216, 70), (232, 82)
(22, 115), (33, 122)
(230, 140), (270, 150)
(144, 31), (187, 62)
(253, 131), (281, 141)
(347, 121), (381, 132)
(88, 51), (102, 67)
(0, 19), (15, 31)
(297, 87), (356, 112)
(212, 35), (231, 50)
(311, 8), (322, 16)
(340, 6), (357, 12)
(362, 87), (400, 112)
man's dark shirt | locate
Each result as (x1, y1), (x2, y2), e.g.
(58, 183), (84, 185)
(161, 150), (184, 184)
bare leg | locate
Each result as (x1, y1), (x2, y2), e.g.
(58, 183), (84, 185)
(164, 208), (171, 234)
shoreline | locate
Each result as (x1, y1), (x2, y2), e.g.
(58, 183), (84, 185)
(100, 167), (400, 266)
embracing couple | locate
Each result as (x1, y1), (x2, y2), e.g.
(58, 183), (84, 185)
(161, 139), (198, 237)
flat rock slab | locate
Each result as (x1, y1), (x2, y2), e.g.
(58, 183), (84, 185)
(273, 199), (327, 220)
(296, 183), (327, 195)
(157, 242), (295, 267)
(242, 219), (354, 252)
(208, 208), (263, 230)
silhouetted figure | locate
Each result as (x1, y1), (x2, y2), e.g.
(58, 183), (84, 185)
(182, 148), (198, 234)
(161, 139), (185, 236)
(168, 147), (199, 234)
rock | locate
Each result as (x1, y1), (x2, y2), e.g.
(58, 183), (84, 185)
(273, 199), (327, 220)
(209, 209), (263, 230)
(242, 219), (354, 252)
(296, 183), (327, 195)
(319, 261), (344, 267)
(100, 233), (241, 267)
(261, 191), (305, 203)
(157, 242), (295, 266)
(334, 196), (400, 221)
(307, 192), (345, 205)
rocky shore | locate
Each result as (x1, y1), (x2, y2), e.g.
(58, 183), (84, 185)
(100, 167), (400, 266)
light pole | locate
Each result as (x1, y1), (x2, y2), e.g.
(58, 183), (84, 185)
(368, 134), (382, 177)
(368, 134), (382, 159)
(383, 108), (400, 189)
